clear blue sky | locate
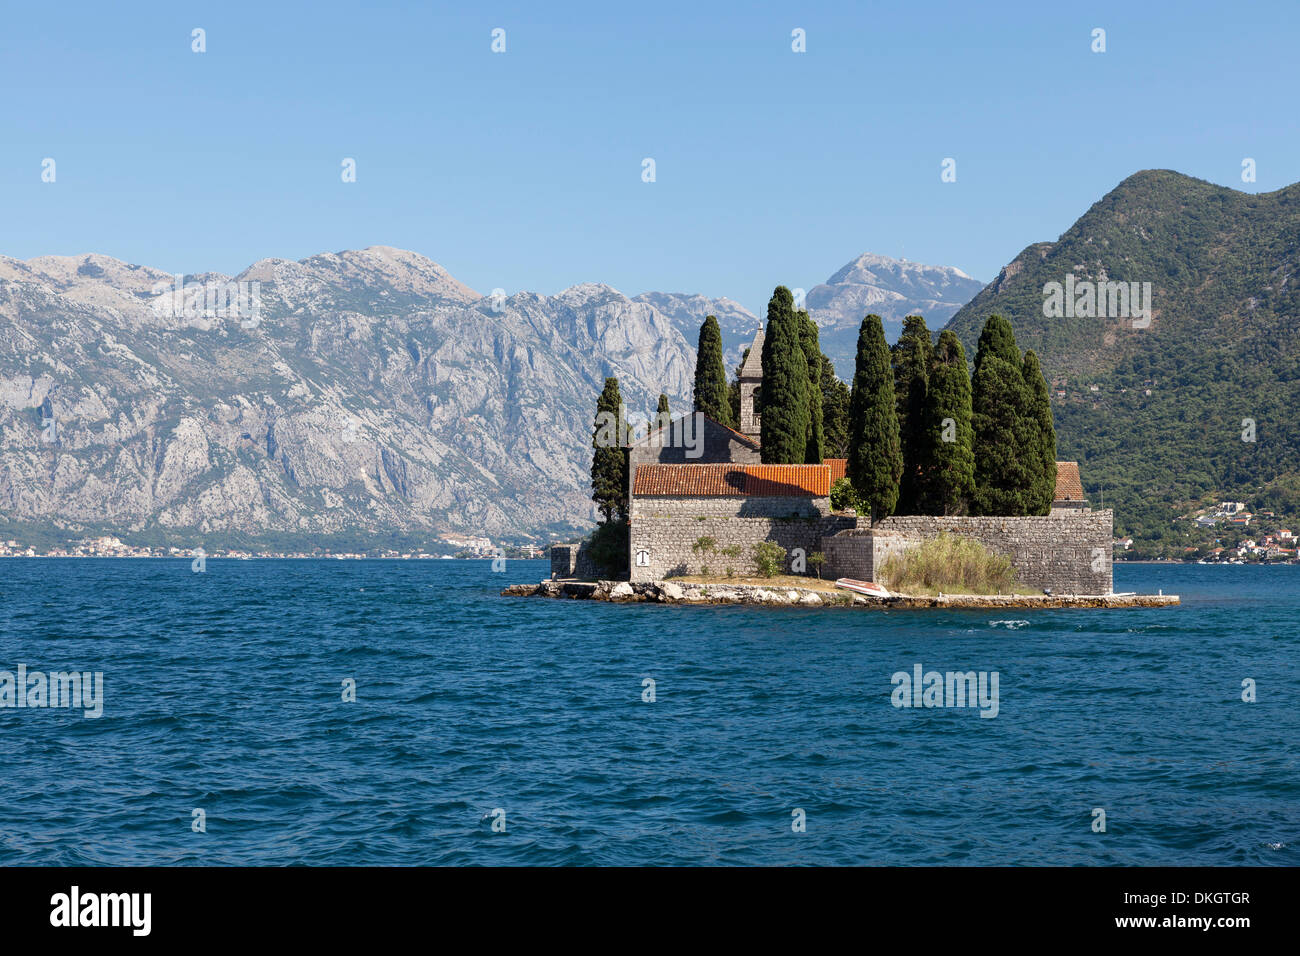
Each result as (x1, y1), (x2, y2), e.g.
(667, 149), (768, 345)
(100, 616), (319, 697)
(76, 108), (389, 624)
(3, 0), (1297, 314)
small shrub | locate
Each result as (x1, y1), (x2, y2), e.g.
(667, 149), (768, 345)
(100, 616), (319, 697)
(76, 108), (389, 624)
(692, 536), (716, 554)
(700, 564), (711, 576)
(719, 545), (742, 558)
(808, 551), (827, 579)
(752, 541), (786, 578)
(878, 533), (1016, 594)
(585, 519), (629, 578)
(725, 566), (735, 578)
(830, 477), (860, 513)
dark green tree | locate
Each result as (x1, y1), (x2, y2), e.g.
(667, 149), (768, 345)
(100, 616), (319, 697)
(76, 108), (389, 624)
(693, 315), (733, 426)
(918, 330), (975, 515)
(590, 377), (630, 522)
(847, 315), (902, 522)
(970, 316), (1032, 515)
(973, 313), (1020, 374)
(656, 392), (670, 419)
(891, 315), (933, 512)
(798, 310), (824, 463)
(1021, 350), (1058, 515)
(760, 287), (811, 463)
(820, 353), (851, 458)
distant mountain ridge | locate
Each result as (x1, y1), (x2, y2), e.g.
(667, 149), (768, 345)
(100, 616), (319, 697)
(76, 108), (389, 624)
(632, 291), (761, 372)
(0, 247), (695, 548)
(0, 244), (982, 548)
(638, 253), (984, 380)
(808, 253), (984, 377)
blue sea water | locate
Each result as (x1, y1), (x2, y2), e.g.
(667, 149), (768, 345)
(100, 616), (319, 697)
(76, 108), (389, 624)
(0, 558), (1295, 866)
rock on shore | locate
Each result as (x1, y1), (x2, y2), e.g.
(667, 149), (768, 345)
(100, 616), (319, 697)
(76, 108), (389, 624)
(500, 580), (1179, 609)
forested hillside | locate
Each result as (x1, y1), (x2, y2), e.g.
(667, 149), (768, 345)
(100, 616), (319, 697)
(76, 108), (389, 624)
(945, 170), (1300, 553)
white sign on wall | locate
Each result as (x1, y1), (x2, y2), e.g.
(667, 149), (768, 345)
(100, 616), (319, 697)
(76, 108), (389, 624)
(635, 549), (650, 567)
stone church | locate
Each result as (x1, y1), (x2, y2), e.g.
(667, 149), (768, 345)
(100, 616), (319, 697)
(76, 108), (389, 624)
(556, 329), (1115, 595)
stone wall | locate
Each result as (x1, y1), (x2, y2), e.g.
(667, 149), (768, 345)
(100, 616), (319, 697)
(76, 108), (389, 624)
(568, 505), (1113, 593)
(822, 530), (916, 582)
(864, 511), (1115, 594)
(629, 493), (852, 583)
(549, 541), (602, 580)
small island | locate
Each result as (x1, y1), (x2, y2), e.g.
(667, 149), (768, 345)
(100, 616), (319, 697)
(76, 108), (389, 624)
(507, 295), (1178, 609)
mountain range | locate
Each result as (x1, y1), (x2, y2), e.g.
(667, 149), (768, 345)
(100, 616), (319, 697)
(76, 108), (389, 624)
(0, 247), (976, 550)
(638, 255), (983, 379)
(0, 248), (697, 549)
(6, 169), (1294, 553)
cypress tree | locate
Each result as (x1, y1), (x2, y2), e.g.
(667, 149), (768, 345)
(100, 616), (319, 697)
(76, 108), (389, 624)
(798, 310), (824, 464)
(918, 330), (975, 515)
(820, 352), (851, 458)
(1021, 350), (1058, 515)
(654, 392), (671, 435)
(760, 287), (811, 464)
(891, 315), (933, 513)
(973, 313), (1020, 374)
(847, 314), (902, 522)
(970, 316), (1032, 515)
(590, 377), (630, 522)
(693, 315), (733, 426)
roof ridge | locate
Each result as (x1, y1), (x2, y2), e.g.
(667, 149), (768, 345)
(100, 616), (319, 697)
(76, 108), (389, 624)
(630, 411), (762, 449)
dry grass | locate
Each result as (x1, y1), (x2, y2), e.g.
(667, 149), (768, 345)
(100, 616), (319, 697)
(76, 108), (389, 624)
(878, 533), (1017, 596)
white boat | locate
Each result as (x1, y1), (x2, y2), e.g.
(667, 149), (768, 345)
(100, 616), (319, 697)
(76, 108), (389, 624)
(834, 578), (891, 598)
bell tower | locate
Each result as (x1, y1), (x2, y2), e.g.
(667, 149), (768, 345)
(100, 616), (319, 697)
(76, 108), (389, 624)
(738, 328), (764, 441)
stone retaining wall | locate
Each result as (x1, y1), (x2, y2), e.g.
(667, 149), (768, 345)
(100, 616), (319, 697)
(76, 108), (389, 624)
(549, 541), (602, 580)
(822, 531), (916, 582)
(560, 508), (1114, 595)
(867, 511), (1114, 594)
(628, 494), (852, 583)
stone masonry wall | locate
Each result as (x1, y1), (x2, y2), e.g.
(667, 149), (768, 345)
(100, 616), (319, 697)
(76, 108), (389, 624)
(549, 541), (601, 580)
(822, 531), (916, 582)
(629, 494), (852, 583)
(868, 511), (1115, 594)
(570, 505), (1112, 592)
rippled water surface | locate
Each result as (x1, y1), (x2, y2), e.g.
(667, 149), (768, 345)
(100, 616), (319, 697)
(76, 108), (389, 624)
(0, 558), (1295, 865)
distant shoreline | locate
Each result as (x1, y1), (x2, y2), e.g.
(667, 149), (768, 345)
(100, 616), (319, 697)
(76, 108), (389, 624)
(0, 554), (547, 561)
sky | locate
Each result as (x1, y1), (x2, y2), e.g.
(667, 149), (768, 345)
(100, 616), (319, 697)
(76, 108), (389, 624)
(3, 0), (1298, 315)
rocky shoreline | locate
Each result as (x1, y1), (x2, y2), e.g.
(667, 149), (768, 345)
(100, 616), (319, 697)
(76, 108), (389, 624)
(501, 579), (1179, 609)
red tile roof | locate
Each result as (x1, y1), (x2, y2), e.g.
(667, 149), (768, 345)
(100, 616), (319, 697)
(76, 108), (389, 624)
(1054, 461), (1084, 502)
(632, 463), (831, 498)
(824, 458), (848, 484)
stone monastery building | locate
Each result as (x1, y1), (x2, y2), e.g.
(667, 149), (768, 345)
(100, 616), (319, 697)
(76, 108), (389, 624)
(560, 329), (1115, 595)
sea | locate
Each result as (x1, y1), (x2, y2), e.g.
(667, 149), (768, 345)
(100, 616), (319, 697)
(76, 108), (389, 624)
(0, 558), (1295, 866)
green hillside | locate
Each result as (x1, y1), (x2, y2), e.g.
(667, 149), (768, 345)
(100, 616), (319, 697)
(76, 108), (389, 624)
(944, 170), (1300, 555)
